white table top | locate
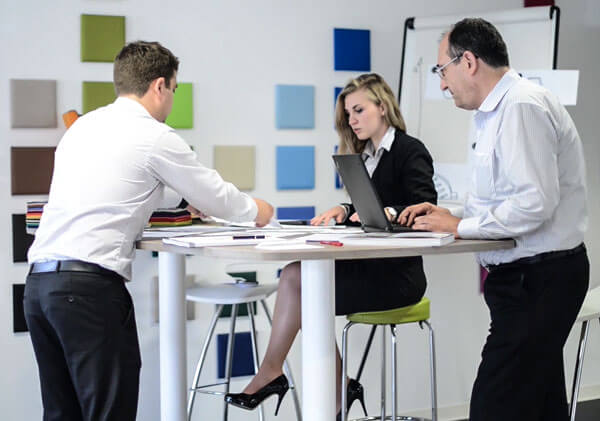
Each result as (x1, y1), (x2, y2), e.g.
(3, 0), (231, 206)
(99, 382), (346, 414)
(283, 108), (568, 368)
(137, 238), (515, 261)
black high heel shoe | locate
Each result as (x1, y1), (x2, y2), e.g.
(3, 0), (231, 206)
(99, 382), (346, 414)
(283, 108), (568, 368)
(225, 374), (289, 416)
(337, 378), (368, 421)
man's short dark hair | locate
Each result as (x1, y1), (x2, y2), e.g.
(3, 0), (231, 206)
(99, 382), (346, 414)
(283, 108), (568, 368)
(113, 41), (179, 97)
(448, 18), (509, 68)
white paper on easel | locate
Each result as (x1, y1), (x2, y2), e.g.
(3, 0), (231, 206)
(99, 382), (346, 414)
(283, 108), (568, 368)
(425, 66), (448, 100)
(519, 69), (579, 105)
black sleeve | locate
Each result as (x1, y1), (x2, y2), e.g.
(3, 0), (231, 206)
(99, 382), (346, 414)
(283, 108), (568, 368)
(337, 203), (360, 226)
(392, 140), (437, 215)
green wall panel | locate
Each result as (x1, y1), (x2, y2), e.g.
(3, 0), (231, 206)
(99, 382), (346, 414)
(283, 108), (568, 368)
(81, 14), (125, 62)
(82, 82), (116, 114)
(165, 83), (193, 129)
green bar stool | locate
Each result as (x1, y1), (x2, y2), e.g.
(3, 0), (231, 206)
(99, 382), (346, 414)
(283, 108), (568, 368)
(341, 297), (437, 421)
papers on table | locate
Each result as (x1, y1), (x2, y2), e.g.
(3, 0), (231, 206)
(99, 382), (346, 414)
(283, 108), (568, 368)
(301, 232), (455, 247)
(162, 228), (299, 247)
(142, 225), (246, 238)
(157, 225), (454, 249)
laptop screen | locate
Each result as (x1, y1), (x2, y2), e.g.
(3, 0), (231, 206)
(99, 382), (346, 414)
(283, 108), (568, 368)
(332, 154), (393, 231)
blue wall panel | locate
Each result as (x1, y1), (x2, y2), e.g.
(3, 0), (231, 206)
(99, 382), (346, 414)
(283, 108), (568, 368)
(276, 146), (315, 190)
(275, 85), (315, 129)
(334, 28), (371, 71)
(277, 206), (316, 220)
(217, 332), (254, 378)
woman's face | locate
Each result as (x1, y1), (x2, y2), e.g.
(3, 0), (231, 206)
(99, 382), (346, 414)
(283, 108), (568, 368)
(344, 89), (386, 142)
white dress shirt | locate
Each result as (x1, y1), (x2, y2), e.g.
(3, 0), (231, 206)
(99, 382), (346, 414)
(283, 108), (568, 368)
(29, 97), (257, 279)
(361, 126), (396, 177)
(457, 69), (587, 266)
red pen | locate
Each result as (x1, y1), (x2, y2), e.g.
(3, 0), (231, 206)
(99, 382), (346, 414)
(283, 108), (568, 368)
(307, 240), (344, 247)
(320, 240), (343, 247)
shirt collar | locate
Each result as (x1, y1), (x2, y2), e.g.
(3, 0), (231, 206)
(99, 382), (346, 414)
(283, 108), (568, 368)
(477, 69), (520, 113)
(114, 96), (154, 118)
(363, 126), (396, 158)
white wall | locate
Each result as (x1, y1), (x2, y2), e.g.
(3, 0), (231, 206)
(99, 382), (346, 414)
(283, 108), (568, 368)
(2, 1), (599, 420)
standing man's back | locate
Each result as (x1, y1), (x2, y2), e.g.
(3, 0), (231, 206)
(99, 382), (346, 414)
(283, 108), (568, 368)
(24, 41), (273, 421)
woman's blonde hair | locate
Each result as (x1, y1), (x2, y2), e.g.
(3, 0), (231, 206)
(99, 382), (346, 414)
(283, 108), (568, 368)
(335, 73), (406, 154)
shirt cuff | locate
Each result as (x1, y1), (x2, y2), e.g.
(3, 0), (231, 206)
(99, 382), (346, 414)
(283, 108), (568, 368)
(457, 216), (480, 239)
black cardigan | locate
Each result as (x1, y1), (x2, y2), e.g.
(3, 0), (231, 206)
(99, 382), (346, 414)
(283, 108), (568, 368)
(343, 129), (437, 222)
(334, 129), (437, 315)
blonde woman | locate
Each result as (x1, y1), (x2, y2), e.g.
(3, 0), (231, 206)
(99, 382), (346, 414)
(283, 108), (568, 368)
(226, 74), (437, 419)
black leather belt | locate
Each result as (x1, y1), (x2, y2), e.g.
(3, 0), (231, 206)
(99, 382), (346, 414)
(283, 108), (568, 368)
(487, 243), (586, 272)
(29, 259), (120, 279)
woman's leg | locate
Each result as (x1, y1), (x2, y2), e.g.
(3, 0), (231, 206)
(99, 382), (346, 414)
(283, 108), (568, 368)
(242, 262), (302, 394)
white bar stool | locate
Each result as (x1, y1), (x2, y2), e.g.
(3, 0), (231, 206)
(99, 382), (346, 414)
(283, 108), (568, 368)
(186, 277), (302, 421)
(569, 286), (600, 421)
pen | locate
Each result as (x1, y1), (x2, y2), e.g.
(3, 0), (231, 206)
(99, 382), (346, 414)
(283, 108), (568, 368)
(232, 235), (266, 240)
(306, 240), (344, 247)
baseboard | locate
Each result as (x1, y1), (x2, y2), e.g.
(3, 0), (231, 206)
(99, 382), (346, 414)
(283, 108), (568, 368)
(405, 384), (600, 421)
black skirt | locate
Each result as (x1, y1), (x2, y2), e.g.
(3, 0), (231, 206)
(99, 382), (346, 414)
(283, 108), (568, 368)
(334, 256), (427, 316)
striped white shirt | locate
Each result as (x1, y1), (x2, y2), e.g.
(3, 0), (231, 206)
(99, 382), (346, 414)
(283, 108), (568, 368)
(457, 69), (587, 266)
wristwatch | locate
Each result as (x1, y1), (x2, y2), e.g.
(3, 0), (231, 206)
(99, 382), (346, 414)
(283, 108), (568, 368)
(384, 206), (398, 222)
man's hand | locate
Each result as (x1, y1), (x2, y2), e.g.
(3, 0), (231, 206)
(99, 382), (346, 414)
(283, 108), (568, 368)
(412, 211), (461, 237)
(399, 202), (461, 237)
(253, 198), (274, 227)
(186, 205), (208, 219)
(311, 206), (346, 226)
(398, 202), (449, 226)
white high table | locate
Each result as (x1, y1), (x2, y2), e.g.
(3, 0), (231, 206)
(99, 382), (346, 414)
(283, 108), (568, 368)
(137, 238), (514, 421)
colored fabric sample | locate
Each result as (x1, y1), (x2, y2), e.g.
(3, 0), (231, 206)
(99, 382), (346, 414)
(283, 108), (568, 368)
(80, 14), (125, 62)
(275, 85), (315, 129)
(214, 146), (255, 191)
(82, 82), (116, 114)
(276, 146), (315, 190)
(334, 28), (371, 71)
(10, 79), (57, 128)
(165, 83), (193, 129)
(149, 208), (192, 227)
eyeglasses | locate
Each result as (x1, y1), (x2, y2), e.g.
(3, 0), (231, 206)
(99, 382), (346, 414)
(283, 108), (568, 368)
(431, 55), (460, 79)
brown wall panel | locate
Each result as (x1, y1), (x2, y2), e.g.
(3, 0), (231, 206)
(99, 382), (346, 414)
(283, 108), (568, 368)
(11, 147), (56, 195)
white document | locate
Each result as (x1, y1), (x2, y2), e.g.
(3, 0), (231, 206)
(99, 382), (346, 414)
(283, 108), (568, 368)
(519, 69), (579, 105)
(163, 234), (284, 248)
(255, 242), (323, 250)
(301, 232), (455, 247)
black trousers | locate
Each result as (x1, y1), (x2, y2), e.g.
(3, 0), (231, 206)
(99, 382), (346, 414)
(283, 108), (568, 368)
(24, 270), (141, 421)
(469, 245), (589, 421)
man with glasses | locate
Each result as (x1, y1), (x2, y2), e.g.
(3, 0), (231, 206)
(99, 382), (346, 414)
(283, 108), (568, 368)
(400, 18), (588, 421)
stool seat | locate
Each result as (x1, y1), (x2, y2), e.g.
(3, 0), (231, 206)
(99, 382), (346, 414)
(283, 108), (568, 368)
(186, 282), (278, 304)
(347, 297), (430, 325)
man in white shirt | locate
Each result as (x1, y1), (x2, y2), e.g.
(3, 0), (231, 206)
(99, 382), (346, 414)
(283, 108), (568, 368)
(399, 19), (588, 421)
(24, 41), (273, 421)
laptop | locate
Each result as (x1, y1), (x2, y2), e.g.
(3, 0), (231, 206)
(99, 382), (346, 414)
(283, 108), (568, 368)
(332, 154), (425, 233)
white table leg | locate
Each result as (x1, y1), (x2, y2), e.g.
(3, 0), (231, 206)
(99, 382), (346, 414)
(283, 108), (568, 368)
(301, 259), (336, 421)
(158, 252), (187, 421)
